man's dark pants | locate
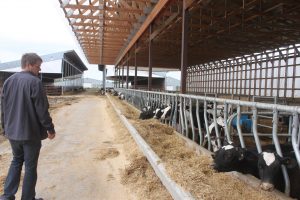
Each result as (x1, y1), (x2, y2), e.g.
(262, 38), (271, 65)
(1, 140), (41, 200)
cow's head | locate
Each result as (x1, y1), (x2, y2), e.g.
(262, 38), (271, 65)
(212, 144), (246, 172)
(258, 151), (297, 191)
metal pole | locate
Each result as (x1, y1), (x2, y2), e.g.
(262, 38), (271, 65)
(134, 42), (138, 89)
(126, 55), (129, 89)
(103, 65), (106, 93)
(148, 24), (153, 91)
(180, 2), (189, 94)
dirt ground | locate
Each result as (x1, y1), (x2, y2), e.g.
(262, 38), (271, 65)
(0, 92), (170, 200)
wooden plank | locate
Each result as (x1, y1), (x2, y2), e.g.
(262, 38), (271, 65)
(115, 0), (170, 65)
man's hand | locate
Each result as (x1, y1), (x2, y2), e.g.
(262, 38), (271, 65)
(47, 131), (56, 140)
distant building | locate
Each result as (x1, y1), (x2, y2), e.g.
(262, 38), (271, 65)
(0, 50), (88, 95)
(107, 70), (180, 91)
(165, 76), (180, 92)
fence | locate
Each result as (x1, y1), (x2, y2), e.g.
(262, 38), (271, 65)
(115, 88), (300, 196)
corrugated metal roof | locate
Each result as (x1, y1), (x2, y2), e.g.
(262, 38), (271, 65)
(0, 50), (87, 72)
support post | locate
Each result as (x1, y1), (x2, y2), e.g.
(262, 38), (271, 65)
(103, 65), (106, 93)
(122, 62), (124, 88)
(148, 24), (153, 91)
(180, 2), (189, 94)
(134, 42), (138, 89)
(118, 66), (121, 88)
(126, 54), (129, 89)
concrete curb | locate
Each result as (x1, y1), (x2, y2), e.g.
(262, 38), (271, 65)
(107, 95), (195, 200)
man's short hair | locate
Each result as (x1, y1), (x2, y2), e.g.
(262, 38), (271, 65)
(21, 53), (43, 69)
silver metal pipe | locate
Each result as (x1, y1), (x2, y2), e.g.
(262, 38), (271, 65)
(213, 101), (221, 148)
(288, 116), (292, 142)
(179, 96), (185, 135)
(291, 113), (300, 168)
(196, 99), (203, 145)
(189, 98), (195, 141)
(272, 108), (290, 196)
(236, 106), (246, 148)
(204, 100), (211, 151)
(252, 108), (262, 153)
(183, 97), (189, 137)
(223, 103), (232, 143)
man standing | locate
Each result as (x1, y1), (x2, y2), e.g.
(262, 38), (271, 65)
(0, 53), (56, 200)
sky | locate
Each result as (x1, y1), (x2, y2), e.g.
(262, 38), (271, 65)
(0, 0), (180, 80)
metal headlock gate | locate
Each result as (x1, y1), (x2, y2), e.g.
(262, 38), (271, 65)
(114, 88), (300, 196)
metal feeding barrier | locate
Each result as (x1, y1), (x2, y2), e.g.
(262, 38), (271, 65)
(115, 88), (300, 196)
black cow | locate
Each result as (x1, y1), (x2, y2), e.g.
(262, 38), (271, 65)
(258, 149), (300, 199)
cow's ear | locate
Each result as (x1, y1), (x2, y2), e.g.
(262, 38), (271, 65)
(280, 157), (297, 169)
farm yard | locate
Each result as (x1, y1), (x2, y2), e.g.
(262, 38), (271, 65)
(1, 0), (300, 200)
(0, 90), (292, 199)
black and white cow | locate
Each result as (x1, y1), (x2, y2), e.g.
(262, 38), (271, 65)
(118, 92), (125, 100)
(212, 144), (292, 181)
(212, 143), (260, 177)
(258, 149), (300, 199)
(139, 108), (156, 119)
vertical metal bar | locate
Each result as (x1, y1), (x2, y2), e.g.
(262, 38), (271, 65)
(252, 108), (262, 153)
(118, 67), (121, 88)
(126, 55), (129, 89)
(243, 60), (246, 95)
(288, 115), (292, 142)
(179, 96), (185, 134)
(223, 103), (232, 143)
(134, 43), (138, 89)
(183, 97), (189, 137)
(292, 46), (297, 98)
(249, 56), (253, 96)
(273, 108), (290, 196)
(103, 65), (106, 93)
(264, 53), (268, 96)
(235, 61), (238, 95)
(239, 59), (243, 96)
(236, 105), (245, 148)
(254, 55), (258, 96)
(277, 51), (281, 97)
(181, 3), (189, 94)
(291, 113), (300, 168)
(259, 53), (263, 96)
(213, 101), (221, 147)
(173, 95), (178, 129)
(204, 100), (211, 151)
(189, 98), (195, 141)
(284, 48), (289, 98)
(148, 25), (153, 91)
(270, 51), (275, 97)
(122, 63), (124, 88)
(61, 60), (64, 95)
(196, 99), (203, 144)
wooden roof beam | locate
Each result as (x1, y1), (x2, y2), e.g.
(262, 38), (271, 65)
(115, 0), (170, 65)
(63, 4), (144, 14)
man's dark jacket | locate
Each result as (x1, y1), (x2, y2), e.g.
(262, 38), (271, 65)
(1, 71), (55, 141)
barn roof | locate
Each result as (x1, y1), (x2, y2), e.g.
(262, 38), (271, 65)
(0, 50), (88, 72)
(59, 0), (300, 69)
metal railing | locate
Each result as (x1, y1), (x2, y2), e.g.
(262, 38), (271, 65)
(114, 88), (300, 196)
